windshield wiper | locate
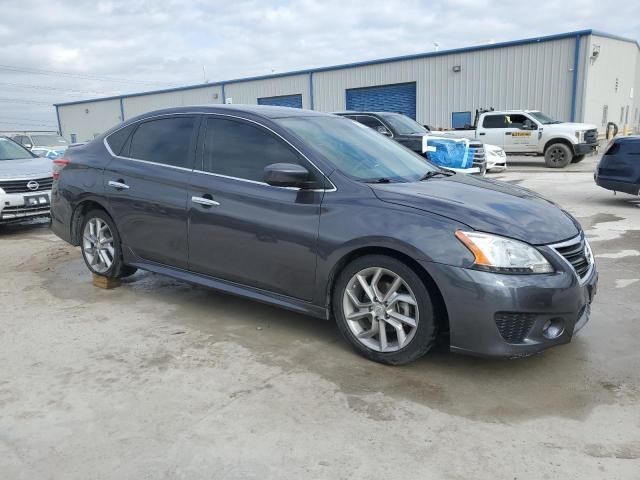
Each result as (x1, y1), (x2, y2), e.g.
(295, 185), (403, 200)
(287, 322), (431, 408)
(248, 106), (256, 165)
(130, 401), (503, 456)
(420, 170), (454, 181)
(364, 177), (393, 184)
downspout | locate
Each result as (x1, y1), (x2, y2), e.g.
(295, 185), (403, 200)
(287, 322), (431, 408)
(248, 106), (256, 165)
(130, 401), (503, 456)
(55, 105), (62, 136)
(570, 34), (581, 122)
(309, 72), (314, 110)
(119, 97), (125, 122)
(221, 83), (226, 104)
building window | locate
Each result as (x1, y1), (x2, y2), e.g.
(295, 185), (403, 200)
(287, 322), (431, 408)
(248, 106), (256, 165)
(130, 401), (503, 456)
(451, 111), (472, 129)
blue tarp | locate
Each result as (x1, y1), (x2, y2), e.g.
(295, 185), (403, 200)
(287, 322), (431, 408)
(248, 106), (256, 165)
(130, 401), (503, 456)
(424, 137), (472, 169)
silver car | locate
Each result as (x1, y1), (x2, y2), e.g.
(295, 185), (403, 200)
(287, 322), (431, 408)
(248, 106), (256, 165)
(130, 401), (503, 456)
(0, 137), (53, 224)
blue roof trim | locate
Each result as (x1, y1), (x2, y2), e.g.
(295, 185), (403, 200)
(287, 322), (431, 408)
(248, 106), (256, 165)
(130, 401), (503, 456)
(54, 29), (638, 108)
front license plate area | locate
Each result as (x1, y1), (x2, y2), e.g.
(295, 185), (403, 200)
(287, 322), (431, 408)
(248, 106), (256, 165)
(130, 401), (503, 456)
(24, 194), (50, 206)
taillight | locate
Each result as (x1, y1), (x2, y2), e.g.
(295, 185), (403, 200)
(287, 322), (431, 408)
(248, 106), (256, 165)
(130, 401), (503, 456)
(52, 158), (70, 180)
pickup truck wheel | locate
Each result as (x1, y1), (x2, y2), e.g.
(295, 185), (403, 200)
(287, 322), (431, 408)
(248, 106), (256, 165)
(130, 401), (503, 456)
(544, 143), (572, 168)
(571, 154), (586, 164)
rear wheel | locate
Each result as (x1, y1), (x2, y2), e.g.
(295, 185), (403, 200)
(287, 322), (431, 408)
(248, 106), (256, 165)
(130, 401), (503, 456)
(80, 209), (128, 279)
(571, 154), (586, 163)
(544, 143), (572, 168)
(332, 255), (437, 365)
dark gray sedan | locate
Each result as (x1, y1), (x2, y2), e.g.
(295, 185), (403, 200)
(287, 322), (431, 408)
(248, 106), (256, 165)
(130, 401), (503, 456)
(50, 106), (597, 364)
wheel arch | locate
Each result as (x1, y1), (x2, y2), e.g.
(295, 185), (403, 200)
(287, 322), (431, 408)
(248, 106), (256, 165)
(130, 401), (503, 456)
(326, 246), (450, 335)
(69, 198), (114, 245)
(543, 137), (575, 154)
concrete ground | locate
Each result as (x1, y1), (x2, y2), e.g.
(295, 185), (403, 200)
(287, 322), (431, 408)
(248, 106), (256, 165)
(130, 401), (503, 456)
(1, 154), (638, 479)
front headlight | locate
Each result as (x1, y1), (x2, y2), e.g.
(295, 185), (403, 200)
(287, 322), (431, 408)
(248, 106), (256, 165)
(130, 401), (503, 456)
(455, 231), (553, 274)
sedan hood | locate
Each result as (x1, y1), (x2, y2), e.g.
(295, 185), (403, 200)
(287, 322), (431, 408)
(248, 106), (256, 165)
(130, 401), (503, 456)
(371, 174), (580, 245)
(0, 157), (53, 179)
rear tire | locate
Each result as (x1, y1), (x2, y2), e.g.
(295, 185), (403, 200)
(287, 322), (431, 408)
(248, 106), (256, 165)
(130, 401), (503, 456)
(332, 255), (437, 365)
(571, 154), (586, 163)
(80, 209), (126, 279)
(544, 143), (572, 168)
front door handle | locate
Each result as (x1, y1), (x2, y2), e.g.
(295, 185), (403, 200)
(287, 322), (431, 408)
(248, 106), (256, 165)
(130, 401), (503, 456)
(191, 195), (220, 207)
(108, 180), (129, 190)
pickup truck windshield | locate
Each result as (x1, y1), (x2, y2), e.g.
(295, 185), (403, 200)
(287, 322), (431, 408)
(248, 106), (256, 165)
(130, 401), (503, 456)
(0, 138), (37, 160)
(528, 111), (561, 125)
(378, 113), (429, 135)
(276, 116), (437, 183)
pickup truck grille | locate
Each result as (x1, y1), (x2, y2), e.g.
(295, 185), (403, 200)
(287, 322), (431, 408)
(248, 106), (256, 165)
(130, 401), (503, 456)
(0, 177), (53, 194)
(584, 129), (598, 144)
(551, 236), (593, 280)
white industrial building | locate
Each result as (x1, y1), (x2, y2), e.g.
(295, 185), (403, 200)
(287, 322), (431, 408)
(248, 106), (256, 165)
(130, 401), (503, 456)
(56, 29), (640, 143)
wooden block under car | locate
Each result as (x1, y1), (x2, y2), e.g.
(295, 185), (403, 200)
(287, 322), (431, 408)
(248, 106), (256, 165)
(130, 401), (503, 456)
(92, 274), (121, 289)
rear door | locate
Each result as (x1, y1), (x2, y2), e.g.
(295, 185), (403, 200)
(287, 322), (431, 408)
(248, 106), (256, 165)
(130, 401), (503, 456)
(187, 115), (324, 301)
(477, 114), (507, 148)
(103, 115), (199, 269)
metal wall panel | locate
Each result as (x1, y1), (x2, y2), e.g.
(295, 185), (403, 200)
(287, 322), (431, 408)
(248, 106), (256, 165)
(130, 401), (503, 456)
(224, 74), (310, 108)
(122, 85), (222, 119)
(583, 35), (640, 133)
(57, 99), (122, 142)
(313, 37), (578, 128)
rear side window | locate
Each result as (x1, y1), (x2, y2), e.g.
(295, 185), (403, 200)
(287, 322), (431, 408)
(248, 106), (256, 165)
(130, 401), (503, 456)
(482, 115), (506, 129)
(106, 124), (136, 156)
(203, 117), (302, 182)
(128, 116), (197, 168)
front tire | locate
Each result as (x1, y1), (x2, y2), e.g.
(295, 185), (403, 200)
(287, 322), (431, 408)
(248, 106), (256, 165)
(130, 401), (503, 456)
(80, 209), (126, 279)
(332, 255), (437, 365)
(544, 143), (572, 168)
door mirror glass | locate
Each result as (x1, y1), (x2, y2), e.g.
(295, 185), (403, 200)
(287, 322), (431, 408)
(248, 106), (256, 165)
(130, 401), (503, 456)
(376, 126), (392, 137)
(264, 163), (309, 188)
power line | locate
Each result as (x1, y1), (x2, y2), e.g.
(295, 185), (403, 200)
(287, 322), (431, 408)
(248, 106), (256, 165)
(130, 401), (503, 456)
(2, 115), (58, 123)
(0, 98), (53, 105)
(0, 121), (58, 128)
(0, 64), (175, 86)
(0, 80), (120, 96)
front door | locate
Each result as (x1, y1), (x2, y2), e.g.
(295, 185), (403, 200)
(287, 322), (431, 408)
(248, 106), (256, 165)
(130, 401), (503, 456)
(187, 115), (323, 301)
(104, 115), (199, 269)
(502, 113), (537, 152)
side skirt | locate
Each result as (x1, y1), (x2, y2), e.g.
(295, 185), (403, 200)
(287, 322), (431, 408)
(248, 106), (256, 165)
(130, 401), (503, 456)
(122, 246), (329, 320)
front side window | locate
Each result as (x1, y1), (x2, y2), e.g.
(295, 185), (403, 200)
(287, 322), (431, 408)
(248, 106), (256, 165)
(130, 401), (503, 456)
(276, 116), (437, 183)
(482, 115), (506, 129)
(505, 114), (529, 128)
(356, 116), (385, 130)
(203, 117), (303, 182)
(378, 113), (428, 135)
(128, 116), (196, 168)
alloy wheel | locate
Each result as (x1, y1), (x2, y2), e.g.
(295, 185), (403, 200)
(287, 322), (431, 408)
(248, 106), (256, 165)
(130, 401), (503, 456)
(82, 217), (115, 274)
(548, 147), (566, 165)
(342, 267), (419, 352)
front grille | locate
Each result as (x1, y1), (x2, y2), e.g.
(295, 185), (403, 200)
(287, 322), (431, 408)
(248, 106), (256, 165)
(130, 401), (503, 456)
(0, 177), (53, 193)
(469, 143), (487, 174)
(584, 129), (598, 144)
(1, 204), (50, 220)
(495, 312), (536, 343)
(552, 236), (592, 279)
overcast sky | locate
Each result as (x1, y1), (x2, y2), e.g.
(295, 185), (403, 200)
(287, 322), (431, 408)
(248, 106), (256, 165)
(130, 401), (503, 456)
(1, 0), (639, 131)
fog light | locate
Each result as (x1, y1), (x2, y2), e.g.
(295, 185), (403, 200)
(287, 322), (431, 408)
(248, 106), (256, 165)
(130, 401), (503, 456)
(542, 318), (565, 339)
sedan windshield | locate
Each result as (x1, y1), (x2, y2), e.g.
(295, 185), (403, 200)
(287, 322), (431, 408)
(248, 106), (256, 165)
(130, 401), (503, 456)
(378, 113), (428, 135)
(30, 134), (68, 146)
(276, 116), (437, 183)
(0, 137), (36, 160)
(528, 111), (561, 125)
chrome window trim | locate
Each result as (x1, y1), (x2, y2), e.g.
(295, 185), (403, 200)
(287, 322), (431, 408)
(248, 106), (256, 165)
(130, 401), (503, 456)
(104, 111), (337, 192)
(548, 233), (595, 285)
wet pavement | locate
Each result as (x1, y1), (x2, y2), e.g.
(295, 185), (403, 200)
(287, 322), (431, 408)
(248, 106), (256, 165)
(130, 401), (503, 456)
(1, 154), (639, 479)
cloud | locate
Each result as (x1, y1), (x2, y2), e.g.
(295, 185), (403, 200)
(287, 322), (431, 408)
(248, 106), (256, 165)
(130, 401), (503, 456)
(0, 0), (639, 130)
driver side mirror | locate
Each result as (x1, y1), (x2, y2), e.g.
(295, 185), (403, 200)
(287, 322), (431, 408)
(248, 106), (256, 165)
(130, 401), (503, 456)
(24, 143), (33, 149)
(376, 125), (392, 137)
(264, 163), (310, 188)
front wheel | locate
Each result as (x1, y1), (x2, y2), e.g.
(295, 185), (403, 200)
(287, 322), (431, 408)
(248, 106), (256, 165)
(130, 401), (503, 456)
(332, 255), (437, 365)
(544, 143), (572, 168)
(80, 209), (127, 279)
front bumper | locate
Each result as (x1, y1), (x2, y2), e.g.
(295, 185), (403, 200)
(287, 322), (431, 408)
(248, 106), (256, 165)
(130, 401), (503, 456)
(423, 259), (598, 358)
(0, 190), (51, 223)
(574, 142), (598, 156)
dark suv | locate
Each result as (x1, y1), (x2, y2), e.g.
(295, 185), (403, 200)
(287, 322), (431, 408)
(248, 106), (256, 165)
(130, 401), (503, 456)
(335, 111), (487, 175)
(594, 136), (640, 195)
(51, 106), (597, 364)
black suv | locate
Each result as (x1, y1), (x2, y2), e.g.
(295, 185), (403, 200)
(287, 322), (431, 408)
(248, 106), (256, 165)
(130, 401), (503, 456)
(335, 111), (487, 175)
(50, 106), (596, 364)
(594, 136), (640, 195)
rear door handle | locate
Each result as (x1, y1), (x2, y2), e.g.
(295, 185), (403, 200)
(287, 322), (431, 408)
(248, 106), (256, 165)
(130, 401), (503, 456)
(479, 132), (486, 136)
(108, 180), (129, 190)
(191, 195), (220, 207)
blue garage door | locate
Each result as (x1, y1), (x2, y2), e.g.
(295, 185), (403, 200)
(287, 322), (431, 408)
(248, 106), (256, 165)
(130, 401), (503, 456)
(346, 82), (417, 120)
(257, 94), (303, 108)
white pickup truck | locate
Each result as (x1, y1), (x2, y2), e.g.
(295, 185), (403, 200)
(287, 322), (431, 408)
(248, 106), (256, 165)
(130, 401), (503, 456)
(441, 109), (599, 168)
